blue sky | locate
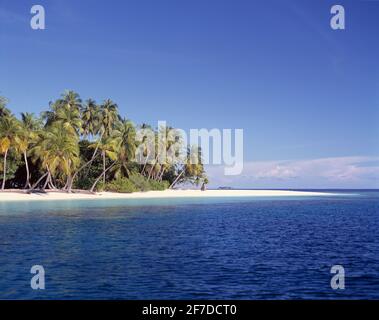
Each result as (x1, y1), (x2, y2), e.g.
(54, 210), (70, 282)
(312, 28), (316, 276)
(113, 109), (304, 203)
(0, 0), (378, 188)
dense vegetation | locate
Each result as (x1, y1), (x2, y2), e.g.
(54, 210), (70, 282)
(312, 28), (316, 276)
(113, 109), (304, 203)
(0, 91), (208, 193)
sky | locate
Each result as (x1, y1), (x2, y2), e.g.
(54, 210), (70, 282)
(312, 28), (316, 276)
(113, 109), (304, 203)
(0, 0), (378, 188)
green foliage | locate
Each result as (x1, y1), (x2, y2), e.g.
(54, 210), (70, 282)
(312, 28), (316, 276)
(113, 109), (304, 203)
(128, 173), (169, 191)
(103, 177), (137, 193)
(97, 174), (169, 193)
(73, 140), (110, 189)
(128, 173), (152, 191)
(148, 179), (169, 191)
(0, 150), (22, 184)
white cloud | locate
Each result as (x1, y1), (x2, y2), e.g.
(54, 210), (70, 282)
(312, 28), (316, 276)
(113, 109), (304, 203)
(206, 156), (379, 189)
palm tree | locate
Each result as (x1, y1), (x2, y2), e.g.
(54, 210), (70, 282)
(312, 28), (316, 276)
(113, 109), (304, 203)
(65, 100), (102, 191)
(59, 90), (82, 113)
(30, 124), (80, 192)
(136, 123), (154, 176)
(81, 99), (101, 139)
(15, 113), (41, 188)
(0, 115), (20, 189)
(100, 99), (120, 138)
(110, 119), (136, 179)
(53, 103), (82, 136)
(43, 91), (82, 136)
(169, 146), (205, 189)
(89, 100), (120, 185)
(0, 96), (11, 117)
(89, 137), (119, 192)
(148, 125), (182, 181)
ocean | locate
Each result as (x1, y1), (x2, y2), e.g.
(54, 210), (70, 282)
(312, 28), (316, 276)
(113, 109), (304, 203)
(0, 190), (378, 299)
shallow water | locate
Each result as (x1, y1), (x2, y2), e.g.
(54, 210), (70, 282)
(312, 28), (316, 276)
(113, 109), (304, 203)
(0, 190), (378, 299)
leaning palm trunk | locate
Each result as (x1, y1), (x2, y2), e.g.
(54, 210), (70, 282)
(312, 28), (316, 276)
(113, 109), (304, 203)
(42, 172), (51, 191)
(45, 167), (57, 190)
(147, 155), (159, 181)
(141, 151), (150, 176)
(69, 133), (103, 191)
(158, 168), (166, 182)
(90, 161), (116, 193)
(62, 179), (69, 190)
(69, 147), (100, 191)
(23, 151), (31, 189)
(66, 175), (74, 193)
(169, 169), (185, 189)
(1, 149), (8, 190)
(102, 151), (106, 184)
(29, 172), (49, 191)
(48, 181), (56, 190)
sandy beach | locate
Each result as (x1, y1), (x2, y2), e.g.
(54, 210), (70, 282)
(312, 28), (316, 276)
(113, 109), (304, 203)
(0, 189), (336, 202)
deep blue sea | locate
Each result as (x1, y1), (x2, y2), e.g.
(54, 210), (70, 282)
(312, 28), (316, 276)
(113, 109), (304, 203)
(0, 190), (378, 299)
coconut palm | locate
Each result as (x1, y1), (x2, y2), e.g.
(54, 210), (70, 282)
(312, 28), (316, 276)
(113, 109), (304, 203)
(14, 113), (42, 188)
(66, 100), (102, 191)
(30, 124), (80, 192)
(89, 137), (119, 192)
(54, 103), (82, 136)
(110, 119), (136, 179)
(136, 123), (155, 176)
(43, 91), (82, 135)
(100, 99), (120, 138)
(148, 125), (182, 181)
(59, 90), (82, 113)
(0, 96), (11, 117)
(81, 99), (101, 139)
(169, 146), (205, 189)
(0, 115), (20, 189)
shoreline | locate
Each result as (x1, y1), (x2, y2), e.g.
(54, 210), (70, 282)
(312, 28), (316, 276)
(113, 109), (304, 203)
(0, 189), (338, 202)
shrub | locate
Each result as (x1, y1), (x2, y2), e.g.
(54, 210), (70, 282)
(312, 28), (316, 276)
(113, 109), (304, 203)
(104, 177), (137, 193)
(129, 173), (169, 191)
(128, 173), (151, 191)
(94, 181), (105, 192)
(148, 179), (169, 191)
(94, 174), (170, 193)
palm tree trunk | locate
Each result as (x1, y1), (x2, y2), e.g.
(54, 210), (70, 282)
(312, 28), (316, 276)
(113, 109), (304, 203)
(141, 151), (150, 176)
(67, 175), (73, 193)
(70, 148), (100, 190)
(169, 169), (185, 189)
(90, 161), (116, 193)
(147, 155), (158, 181)
(102, 151), (106, 184)
(42, 172), (51, 191)
(49, 176), (57, 190)
(159, 168), (165, 181)
(29, 172), (49, 191)
(1, 149), (8, 190)
(70, 134), (103, 189)
(23, 151), (31, 189)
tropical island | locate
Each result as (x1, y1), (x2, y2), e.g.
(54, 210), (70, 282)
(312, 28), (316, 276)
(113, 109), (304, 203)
(0, 91), (333, 201)
(0, 91), (209, 194)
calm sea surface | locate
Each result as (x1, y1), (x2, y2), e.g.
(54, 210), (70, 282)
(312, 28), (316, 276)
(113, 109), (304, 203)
(0, 190), (378, 299)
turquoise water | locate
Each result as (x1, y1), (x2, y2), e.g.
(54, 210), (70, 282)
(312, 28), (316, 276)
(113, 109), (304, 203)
(0, 190), (378, 299)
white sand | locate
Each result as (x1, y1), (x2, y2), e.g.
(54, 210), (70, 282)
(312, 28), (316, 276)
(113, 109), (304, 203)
(0, 189), (335, 202)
